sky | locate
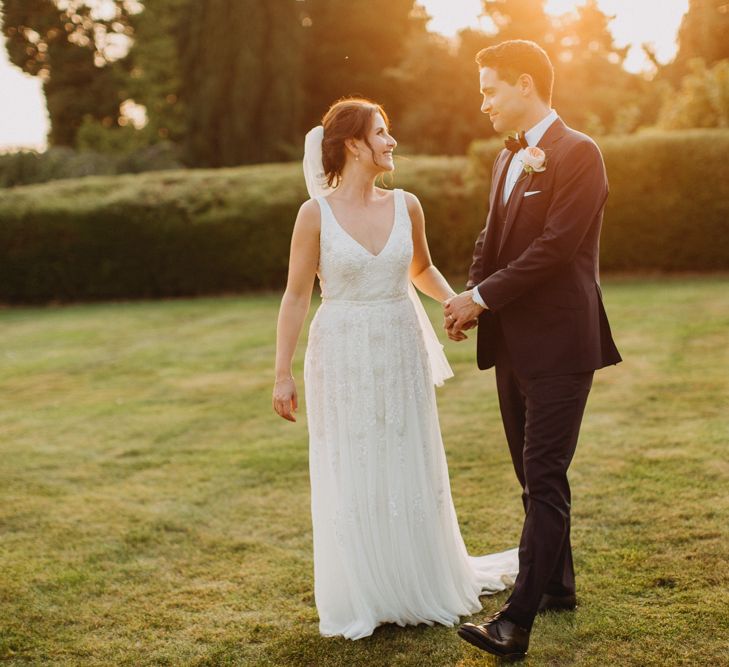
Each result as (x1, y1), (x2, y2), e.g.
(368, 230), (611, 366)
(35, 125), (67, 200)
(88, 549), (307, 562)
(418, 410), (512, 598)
(1, 0), (690, 152)
(1, 46), (49, 152)
(421, 0), (689, 71)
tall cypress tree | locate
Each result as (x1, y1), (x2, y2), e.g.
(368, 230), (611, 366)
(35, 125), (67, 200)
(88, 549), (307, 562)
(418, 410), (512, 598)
(298, 0), (416, 130)
(178, 0), (302, 167)
(126, 0), (190, 146)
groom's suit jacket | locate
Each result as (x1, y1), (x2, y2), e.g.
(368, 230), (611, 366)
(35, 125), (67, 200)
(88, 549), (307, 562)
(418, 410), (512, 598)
(467, 118), (621, 378)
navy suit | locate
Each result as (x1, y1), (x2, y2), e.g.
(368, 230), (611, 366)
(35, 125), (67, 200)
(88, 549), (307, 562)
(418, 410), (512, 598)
(466, 118), (621, 628)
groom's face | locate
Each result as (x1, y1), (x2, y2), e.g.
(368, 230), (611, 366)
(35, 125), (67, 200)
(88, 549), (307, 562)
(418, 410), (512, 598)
(479, 66), (525, 134)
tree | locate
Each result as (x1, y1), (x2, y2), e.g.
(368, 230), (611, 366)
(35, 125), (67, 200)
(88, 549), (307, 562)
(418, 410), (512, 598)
(481, 0), (556, 55)
(298, 0), (416, 131)
(673, 0), (729, 74)
(178, 0), (302, 167)
(657, 58), (729, 129)
(2, 0), (137, 146)
(550, 0), (646, 135)
(388, 17), (502, 154)
(392, 0), (653, 150)
(644, 0), (729, 130)
(125, 0), (189, 146)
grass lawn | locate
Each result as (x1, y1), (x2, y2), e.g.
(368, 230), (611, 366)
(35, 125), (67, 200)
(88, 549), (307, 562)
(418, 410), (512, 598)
(1, 276), (728, 666)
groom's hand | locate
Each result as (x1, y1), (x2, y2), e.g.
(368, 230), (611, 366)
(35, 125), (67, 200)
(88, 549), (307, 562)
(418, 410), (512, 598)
(444, 291), (485, 335)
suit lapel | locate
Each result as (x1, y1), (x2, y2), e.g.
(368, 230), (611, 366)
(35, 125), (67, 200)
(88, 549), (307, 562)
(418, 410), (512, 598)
(497, 171), (533, 257)
(490, 149), (513, 210)
(482, 150), (513, 265)
(497, 118), (568, 258)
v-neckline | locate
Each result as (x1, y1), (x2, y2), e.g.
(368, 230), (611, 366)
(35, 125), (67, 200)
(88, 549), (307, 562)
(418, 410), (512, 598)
(321, 191), (398, 259)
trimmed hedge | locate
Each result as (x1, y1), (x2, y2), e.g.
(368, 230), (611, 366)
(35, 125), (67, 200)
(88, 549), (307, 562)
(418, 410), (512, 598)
(0, 158), (480, 303)
(0, 165), (306, 302)
(0, 144), (184, 189)
(1, 131), (728, 304)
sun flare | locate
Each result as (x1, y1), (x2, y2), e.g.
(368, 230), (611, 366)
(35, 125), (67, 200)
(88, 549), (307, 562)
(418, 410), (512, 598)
(544, 0), (590, 15)
(418, 0), (689, 72)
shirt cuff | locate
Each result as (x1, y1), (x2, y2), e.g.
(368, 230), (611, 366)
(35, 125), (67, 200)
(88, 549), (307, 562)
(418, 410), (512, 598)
(470, 287), (488, 309)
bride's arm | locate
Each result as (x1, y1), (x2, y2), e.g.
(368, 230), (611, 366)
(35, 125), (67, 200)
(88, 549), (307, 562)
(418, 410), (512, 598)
(405, 191), (456, 303)
(273, 200), (320, 422)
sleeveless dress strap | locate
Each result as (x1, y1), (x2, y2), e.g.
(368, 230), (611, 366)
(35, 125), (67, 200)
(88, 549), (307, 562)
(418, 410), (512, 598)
(394, 188), (405, 224)
(315, 195), (334, 238)
(315, 195), (329, 220)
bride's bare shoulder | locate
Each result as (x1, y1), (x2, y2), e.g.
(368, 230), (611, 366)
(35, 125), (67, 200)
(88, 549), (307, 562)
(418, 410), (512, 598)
(398, 190), (424, 219)
(294, 198), (322, 234)
(300, 197), (322, 213)
(399, 189), (420, 204)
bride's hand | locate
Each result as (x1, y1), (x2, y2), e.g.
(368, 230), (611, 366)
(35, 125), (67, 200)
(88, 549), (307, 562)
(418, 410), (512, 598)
(273, 377), (298, 422)
(444, 316), (468, 342)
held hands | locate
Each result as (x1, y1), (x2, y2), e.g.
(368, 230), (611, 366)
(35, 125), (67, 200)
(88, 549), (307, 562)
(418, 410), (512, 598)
(272, 376), (298, 421)
(443, 290), (484, 342)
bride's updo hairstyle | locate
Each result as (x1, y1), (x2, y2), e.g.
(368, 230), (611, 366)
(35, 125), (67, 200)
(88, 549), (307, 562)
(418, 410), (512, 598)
(321, 97), (390, 188)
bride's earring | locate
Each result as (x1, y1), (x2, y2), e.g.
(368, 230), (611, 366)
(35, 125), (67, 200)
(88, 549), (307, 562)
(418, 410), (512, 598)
(355, 154), (359, 161)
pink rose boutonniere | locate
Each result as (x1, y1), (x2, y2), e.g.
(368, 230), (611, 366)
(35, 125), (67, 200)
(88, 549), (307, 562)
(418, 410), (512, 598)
(521, 146), (547, 174)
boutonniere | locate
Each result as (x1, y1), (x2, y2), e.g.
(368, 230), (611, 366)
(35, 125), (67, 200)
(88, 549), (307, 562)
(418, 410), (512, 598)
(521, 146), (547, 174)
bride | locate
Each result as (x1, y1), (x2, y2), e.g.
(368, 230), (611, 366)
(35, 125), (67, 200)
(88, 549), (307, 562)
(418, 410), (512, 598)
(272, 97), (518, 640)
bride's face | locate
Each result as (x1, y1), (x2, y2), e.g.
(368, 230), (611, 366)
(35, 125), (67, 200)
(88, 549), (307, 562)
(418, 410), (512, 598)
(361, 112), (397, 172)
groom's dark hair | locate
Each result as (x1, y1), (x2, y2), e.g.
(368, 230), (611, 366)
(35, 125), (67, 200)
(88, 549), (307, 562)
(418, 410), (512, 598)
(476, 40), (554, 105)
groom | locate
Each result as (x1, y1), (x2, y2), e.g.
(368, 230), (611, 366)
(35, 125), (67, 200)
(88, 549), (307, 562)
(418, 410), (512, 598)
(444, 40), (621, 660)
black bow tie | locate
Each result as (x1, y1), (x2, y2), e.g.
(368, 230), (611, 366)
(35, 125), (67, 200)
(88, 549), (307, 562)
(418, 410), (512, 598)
(504, 130), (528, 153)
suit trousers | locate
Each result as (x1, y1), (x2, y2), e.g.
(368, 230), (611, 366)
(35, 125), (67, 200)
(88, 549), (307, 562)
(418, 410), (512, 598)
(493, 320), (593, 629)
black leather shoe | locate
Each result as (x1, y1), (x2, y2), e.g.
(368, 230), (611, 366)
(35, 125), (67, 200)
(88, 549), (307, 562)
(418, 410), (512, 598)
(457, 608), (530, 661)
(537, 592), (577, 613)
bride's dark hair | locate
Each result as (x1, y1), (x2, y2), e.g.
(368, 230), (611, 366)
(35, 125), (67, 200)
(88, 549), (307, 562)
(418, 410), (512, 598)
(321, 97), (390, 188)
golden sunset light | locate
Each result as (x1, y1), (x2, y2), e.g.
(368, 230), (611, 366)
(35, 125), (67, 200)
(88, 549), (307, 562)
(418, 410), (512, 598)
(0, 0), (692, 151)
(2, 0), (729, 662)
(419, 0), (689, 71)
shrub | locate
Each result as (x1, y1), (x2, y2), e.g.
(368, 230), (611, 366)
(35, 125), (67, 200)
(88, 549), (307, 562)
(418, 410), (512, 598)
(0, 144), (183, 189)
(1, 130), (728, 304)
(0, 165), (306, 302)
(0, 159), (476, 303)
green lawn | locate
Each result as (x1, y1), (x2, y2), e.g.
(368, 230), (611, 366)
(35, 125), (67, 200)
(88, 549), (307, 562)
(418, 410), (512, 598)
(1, 276), (728, 666)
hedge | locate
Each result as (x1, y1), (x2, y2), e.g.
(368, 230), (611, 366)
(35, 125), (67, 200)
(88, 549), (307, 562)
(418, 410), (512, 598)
(0, 130), (728, 304)
(0, 158), (479, 303)
(0, 144), (183, 189)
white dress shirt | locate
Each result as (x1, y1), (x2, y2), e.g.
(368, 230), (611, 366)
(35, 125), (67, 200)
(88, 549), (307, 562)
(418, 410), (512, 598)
(502, 108), (559, 205)
(470, 109), (560, 309)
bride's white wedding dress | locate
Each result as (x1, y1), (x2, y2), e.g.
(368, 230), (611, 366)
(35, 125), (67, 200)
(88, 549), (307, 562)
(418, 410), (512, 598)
(304, 188), (518, 640)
